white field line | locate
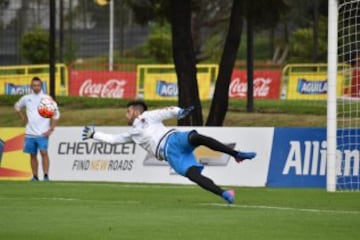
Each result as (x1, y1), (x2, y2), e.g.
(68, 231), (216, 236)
(202, 203), (360, 215)
(52, 182), (199, 189)
(0, 196), (139, 204)
(1, 196), (358, 215)
(2, 183), (359, 214)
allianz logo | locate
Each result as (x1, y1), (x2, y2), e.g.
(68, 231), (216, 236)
(282, 141), (359, 176)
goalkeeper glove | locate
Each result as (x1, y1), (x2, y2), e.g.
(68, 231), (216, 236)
(82, 125), (95, 140)
(178, 106), (194, 119)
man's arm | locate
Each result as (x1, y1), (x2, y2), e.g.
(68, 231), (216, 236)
(146, 106), (194, 121)
(16, 110), (28, 124)
(42, 118), (58, 137)
(14, 97), (27, 124)
(42, 105), (60, 136)
(82, 126), (133, 144)
(93, 132), (132, 144)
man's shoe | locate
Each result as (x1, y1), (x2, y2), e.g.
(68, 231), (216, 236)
(31, 176), (39, 181)
(222, 189), (235, 204)
(43, 175), (50, 181)
(235, 151), (256, 163)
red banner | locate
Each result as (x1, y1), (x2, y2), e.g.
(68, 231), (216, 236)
(229, 70), (281, 99)
(69, 70), (137, 99)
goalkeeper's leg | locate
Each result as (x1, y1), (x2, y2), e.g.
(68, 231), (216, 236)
(188, 131), (256, 162)
(185, 166), (234, 204)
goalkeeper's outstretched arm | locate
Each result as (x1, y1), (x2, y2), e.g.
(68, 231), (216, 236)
(146, 106), (194, 121)
(93, 131), (132, 144)
(82, 125), (132, 144)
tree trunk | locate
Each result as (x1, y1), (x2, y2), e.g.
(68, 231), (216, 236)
(246, 3), (254, 113)
(206, 0), (243, 126)
(59, 0), (64, 63)
(170, 0), (203, 126)
(312, 0), (319, 63)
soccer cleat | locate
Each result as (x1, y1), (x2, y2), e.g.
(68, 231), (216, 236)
(43, 175), (50, 181)
(235, 151), (256, 163)
(30, 176), (39, 181)
(222, 189), (235, 204)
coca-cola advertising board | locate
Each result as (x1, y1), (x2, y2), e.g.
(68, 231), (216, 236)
(229, 70), (281, 99)
(69, 70), (137, 99)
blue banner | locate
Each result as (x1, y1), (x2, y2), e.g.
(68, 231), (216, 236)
(5, 82), (47, 95)
(155, 80), (178, 97)
(267, 128), (327, 187)
(297, 78), (327, 94)
(336, 128), (360, 190)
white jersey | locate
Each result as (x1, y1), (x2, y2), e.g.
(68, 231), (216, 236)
(93, 106), (181, 158)
(14, 91), (60, 136)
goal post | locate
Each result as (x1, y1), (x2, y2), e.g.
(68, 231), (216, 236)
(327, 0), (338, 192)
(327, 0), (360, 191)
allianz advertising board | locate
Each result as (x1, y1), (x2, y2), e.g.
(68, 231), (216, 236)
(267, 128), (327, 187)
(267, 128), (360, 188)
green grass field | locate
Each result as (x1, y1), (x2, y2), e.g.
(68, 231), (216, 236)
(0, 181), (359, 240)
(0, 95), (327, 127)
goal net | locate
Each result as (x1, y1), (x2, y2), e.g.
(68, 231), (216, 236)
(328, 0), (360, 191)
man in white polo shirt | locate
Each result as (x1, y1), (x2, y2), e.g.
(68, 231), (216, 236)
(14, 77), (60, 181)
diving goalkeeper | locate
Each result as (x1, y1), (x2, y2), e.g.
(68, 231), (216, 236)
(82, 100), (256, 204)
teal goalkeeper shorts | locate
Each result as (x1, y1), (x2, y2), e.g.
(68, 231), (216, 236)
(164, 130), (204, 176)
(23, 135), (49, 154)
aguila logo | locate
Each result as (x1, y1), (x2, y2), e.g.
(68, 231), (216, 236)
(79, 79), (126, 98)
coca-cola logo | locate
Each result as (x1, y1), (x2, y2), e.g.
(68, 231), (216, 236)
(79, 79), (126, 98)
(229, 77), (272, 97)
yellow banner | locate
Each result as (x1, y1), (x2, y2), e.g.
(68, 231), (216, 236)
(287, 73), (344, 100)
(144, 73), (211, 100)
(0, 64), (68, 96)
(138, 64), (217, 100)
(0, 128), (32, 180)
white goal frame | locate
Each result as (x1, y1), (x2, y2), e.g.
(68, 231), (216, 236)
(327, 0), (360, 191)
(327, 0), (338, 192)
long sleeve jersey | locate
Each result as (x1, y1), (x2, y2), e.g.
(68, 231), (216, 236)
(93, 106), (181, 159)
(14, 91), (60, 136)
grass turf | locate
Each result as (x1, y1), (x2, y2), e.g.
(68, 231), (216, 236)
(0, 181), (359, 240)
(0, 95), (331, 127)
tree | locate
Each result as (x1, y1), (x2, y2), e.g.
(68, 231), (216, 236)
(126, 0), (288, 126)
(206, 0), (243, 125)
(190, 0), (233, 62)
(146, 22), (172, 63)
(170, 0), (203, 125)
(20, 28), (50, 64)
(207, 0), (288, 125)
(128, 0), (233, 63)
(281, 0), (328, 63)
(289, 16), (327, 63)
(127, 0), (202, 125)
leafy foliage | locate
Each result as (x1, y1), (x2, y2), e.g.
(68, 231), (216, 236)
(289, 16), (328, 63)
(146, 23), (172, 63)
(20, 28), (50, 64)
(125, 0), (171, 25)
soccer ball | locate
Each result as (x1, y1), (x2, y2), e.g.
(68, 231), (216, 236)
(38, 97), (58, 118)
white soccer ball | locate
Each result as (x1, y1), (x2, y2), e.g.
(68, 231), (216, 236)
(37, 97), (58, 118)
